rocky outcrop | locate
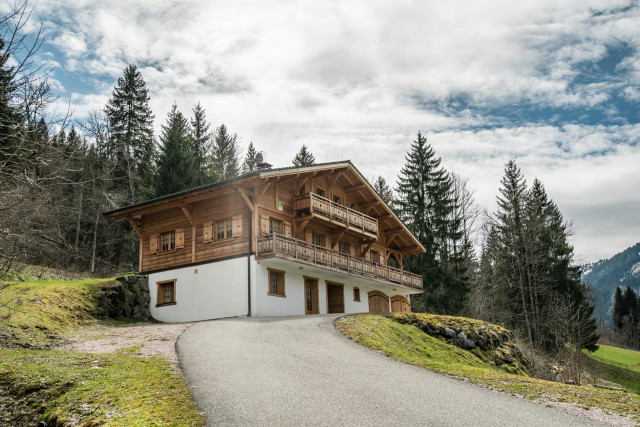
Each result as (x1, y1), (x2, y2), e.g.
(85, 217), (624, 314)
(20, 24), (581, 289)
(388, 313), (529, 375)
(97, 275), (151, 320)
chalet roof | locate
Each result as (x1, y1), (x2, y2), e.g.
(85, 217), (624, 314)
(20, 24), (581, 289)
(104, 160), (425, 254)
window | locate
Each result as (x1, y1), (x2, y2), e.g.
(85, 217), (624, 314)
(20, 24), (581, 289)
(316, 188), (325, 198)
(370, 250), (379, 263)
(339, 240), (350, 255)
(161, 231), (175, 251)
(354, 287), (361, 302)
(216, 219), (233, 240)
(298, 183), (306, 196)
(156, 280), (176, 306)
(269, 218), (282, 234)
(312, 231), (325, 247)
(268, 268), (285, 297)
(333, 195), (341, 204)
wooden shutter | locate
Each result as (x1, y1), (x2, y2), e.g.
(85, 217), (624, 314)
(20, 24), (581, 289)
(150, 234), (158, 254)
(305, 230), (312, 243)
(379, 252), (384, 264)
(156, 282), (162, 305)
(232, 215), (243, 237)
(284, 221), (291, 237)
(203, 221), (212, 243)
(260, 214), (270, 234)
(175, 228), (185, 249)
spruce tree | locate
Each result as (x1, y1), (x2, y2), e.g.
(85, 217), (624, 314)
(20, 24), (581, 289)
(373, 176), (393, 206)
(211, 124), (240, 180)
(155, 104), (196, 196)
(395, 132), (468, 314)
(104, 64), (156, 202)
(190, 102), (212, 185)
(242, 142), (258, 174)
(292, 145), (315, 167)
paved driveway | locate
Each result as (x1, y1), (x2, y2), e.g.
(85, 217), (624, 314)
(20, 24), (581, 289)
(177, 315), (603, 426)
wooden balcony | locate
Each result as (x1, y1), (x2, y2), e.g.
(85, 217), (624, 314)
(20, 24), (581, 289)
(257, 233), (423, 291)
(294, 193), (378, 238)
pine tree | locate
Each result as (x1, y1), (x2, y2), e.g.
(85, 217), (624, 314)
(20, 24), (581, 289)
(104, 64), (156, 202)
(613, 286), (624, 331)
(373, 176), (393, 206)
(155, 104), (196, 196)
(211, 124), (240, 180)
(190, 102), (212, 185)
(242, 142), (258, 174)
(292, 145), (315, 167)
(395, 132), (468, 314)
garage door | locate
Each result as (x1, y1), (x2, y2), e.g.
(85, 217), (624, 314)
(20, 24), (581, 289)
(368, 291), (390, 313)
(391, 295), (411, 313)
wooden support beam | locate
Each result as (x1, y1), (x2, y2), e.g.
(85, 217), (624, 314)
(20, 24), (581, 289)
(126, 218), (142, 238)
(386, 232), (398, 247)
(360, 201), (380, 209)
(328, 171), (343, 188)
(295, 219), (310, 238)
(254, 182), (271, 202)
(236, 188), (254, 213)
(385, 228), (404, 236)
(180, 205), (196, 227)
(294, 177), (309, 195)
(360, 241), (374, 258)
(344, 183), (366, 193)
(330, 229), (347, 248)
(363, 206), (375, 215)
(377, 214), (393, 220)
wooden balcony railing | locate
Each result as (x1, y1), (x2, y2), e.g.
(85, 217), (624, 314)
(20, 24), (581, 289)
(257, 233), (422, 290)
(294, 193), (378, 237)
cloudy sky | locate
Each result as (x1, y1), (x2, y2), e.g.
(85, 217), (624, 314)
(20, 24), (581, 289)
(13, 0), (640, 263)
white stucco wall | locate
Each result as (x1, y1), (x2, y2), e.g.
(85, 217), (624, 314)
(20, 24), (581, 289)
(252, 259), (411, 317)
(148, 256), (250, 322)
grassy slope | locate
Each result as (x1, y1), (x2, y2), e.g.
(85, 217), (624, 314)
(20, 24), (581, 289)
(336, 313), (640, 420)
(0, 278), (204, 426)
(586, 345), (640, 395)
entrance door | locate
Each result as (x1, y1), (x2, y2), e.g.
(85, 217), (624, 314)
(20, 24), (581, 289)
(391, 295), (411, 313)
(326, 282), (345, 313)
(368, 291), (390, 313)
(304, 277), (319, 314)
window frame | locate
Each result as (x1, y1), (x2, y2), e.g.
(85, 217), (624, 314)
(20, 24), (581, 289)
(370, 250), (379, 263)
(156, 279), (176, 307)
(161, 231), (176, 252)
(216, 218), (233, 241)
(269, 218), (283, 234)
(353, 287), (361, 302)
(267, 268), (286, 298)
(316, 187), (326, 198)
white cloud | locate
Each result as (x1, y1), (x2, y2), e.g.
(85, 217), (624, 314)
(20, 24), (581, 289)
(19, 0), (640, 262)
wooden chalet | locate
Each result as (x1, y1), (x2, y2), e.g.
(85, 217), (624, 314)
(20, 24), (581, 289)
(105, 161), (425, 322)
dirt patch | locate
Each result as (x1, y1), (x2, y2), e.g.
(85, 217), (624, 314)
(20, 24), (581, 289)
(56, 322), (191, 364)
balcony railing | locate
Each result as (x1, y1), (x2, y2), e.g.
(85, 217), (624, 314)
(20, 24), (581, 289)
(294, 193), (378, 237)
(257, 233), (422, 290)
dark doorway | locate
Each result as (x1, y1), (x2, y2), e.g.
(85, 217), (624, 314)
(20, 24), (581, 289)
(304, 277), (319, 314)
(326, 282), (345, 314)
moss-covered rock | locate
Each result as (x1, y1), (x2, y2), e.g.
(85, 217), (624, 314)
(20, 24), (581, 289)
(96, 276), (151, 320)
(386, 313), (529, 375)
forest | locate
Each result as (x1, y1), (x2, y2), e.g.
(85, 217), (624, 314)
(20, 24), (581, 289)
(0, 1), (598, 362)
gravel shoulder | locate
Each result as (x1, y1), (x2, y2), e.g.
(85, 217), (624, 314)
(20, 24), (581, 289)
(177, 315), (609, 427)
(56, 321), (191, 365)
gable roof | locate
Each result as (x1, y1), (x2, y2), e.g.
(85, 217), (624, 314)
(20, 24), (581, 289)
(104, 160), (425, 255)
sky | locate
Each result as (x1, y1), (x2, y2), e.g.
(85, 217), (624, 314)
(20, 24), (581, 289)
(8, 0), (640, 263)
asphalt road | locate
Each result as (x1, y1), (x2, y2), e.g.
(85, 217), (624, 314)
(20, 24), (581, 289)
(177, 315), (604, 426)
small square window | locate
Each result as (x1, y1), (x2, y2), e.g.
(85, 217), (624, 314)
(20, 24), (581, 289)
(354, 287), (361, 302)
(268, 269), (285, 297)
(333, 195), (341, 204)
(216, 218), (233, 240)
(316, 188), (325, 198)
(156, 280), (176, 307)
(269, 218), (282, 234)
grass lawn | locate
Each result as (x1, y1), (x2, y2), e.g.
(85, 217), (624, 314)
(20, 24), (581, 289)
(0, 277), (205, 426)
(336, 313), (640, 422)
(586, 344), (640, 395)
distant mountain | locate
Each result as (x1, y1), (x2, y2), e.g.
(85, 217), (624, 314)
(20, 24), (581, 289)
(582, 242), (640, 326)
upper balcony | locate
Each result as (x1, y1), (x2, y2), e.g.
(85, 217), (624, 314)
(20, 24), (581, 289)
(294, 192), (378, 239)
(257, 233), (423, 291)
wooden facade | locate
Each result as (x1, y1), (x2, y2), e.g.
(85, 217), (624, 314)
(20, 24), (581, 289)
(105, 161), (425, 291)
